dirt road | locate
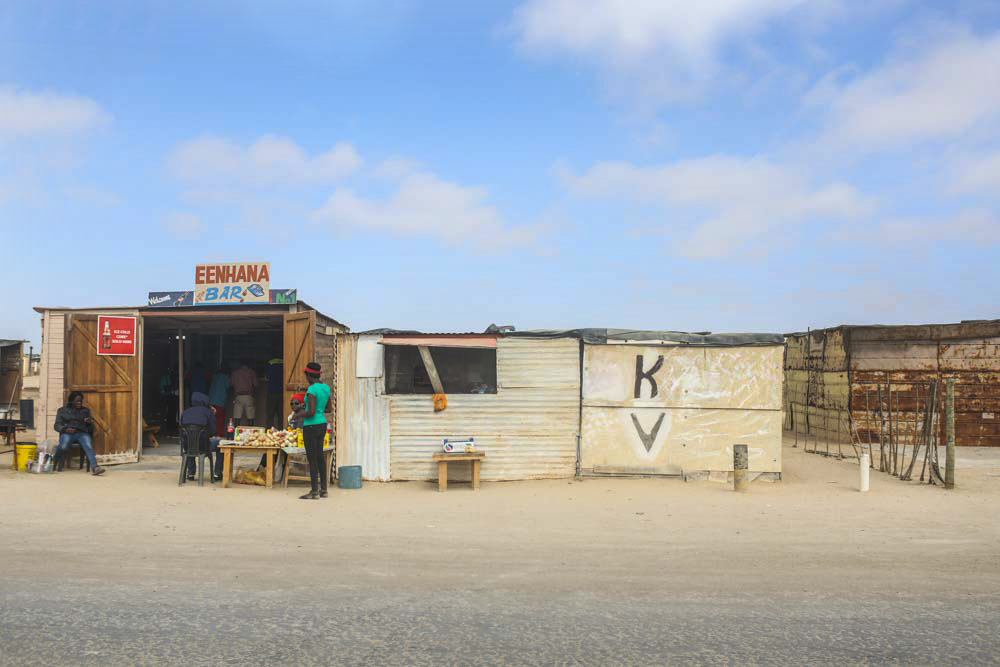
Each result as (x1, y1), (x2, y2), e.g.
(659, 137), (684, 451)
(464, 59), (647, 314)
(2, 439), (998, 665)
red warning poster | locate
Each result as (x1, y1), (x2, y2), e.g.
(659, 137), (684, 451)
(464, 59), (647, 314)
(97, 316), (137, 356)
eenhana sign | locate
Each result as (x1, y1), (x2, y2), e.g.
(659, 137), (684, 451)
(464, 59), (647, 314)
(194, 262), (270, 305)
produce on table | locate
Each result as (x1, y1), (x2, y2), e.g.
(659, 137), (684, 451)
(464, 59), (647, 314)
(239, 428), (302, 447)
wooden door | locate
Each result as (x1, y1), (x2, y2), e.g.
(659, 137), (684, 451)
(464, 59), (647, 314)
(283, 311), (315, 411)
(64, 314), (141, 464)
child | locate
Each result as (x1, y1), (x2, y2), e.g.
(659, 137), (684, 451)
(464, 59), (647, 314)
(259, 393), (308, 476)
(288, 393), (305, 430)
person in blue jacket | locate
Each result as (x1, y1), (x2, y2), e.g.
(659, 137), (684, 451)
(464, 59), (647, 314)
(181, 392), (223, 481)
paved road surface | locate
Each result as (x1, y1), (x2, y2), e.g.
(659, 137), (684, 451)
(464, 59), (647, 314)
(3, 581), (997, 665)
(2, 443), (998, 666)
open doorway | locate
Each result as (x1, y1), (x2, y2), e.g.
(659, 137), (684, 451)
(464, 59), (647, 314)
(141, 314), (285, 440)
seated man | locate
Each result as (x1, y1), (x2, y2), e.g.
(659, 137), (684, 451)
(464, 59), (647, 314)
(181, 391), (223, 481)
(54, 392), (105, 476)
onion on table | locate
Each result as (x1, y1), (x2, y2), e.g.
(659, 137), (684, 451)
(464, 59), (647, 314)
(241, 429), (301, 447)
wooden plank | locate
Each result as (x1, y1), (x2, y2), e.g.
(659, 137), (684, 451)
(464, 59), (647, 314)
(266, 450), (274, 489)
(222, 449), (232, 487)
(438, 460), (447, 492)
(432, 452), (486, 461)
(418, 346), (445, 395)
(283, 311), (315, 418)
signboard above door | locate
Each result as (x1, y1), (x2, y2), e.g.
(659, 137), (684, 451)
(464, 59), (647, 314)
(194, 262), (270, 305)
(146, 288), (296, 307)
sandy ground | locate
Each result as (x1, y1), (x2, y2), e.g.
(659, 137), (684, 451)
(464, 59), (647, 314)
(1, 436), (999, 666)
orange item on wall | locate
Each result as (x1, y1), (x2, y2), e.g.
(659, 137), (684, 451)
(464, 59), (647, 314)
(433, 394), (448, 412)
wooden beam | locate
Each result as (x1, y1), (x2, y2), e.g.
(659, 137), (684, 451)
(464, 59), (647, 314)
(418, 346), (445, 395)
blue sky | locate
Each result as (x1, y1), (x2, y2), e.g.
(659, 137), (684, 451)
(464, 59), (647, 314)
(3, 1), (1000, 347)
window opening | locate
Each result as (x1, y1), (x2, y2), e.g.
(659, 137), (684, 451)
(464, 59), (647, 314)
(384, 345), (497, 395)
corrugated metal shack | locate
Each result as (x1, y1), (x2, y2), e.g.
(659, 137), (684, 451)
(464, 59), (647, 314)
(577, 330), (784, 479)
(338, 328), (784, 481)
(336, 331), (580, 482)
(785, 320), (1000, 447)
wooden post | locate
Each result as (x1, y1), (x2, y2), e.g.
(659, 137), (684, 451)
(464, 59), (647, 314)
(945, 378), (955, 490)
(859, 453), (870, 492)
(177, 330), (184, 430)
(417, 346), (445, 395)
(733, 444), (748, 492)
(438, 459), (448, 492)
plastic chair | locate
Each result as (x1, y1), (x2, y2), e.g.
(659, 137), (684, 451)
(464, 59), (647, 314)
(179, 424), (213, 487)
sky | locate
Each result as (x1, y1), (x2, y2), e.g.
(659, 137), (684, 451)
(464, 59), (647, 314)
(2, 0), (1000, 348)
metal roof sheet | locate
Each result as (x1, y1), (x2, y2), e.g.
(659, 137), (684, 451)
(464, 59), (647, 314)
(359, 328), (782, 346)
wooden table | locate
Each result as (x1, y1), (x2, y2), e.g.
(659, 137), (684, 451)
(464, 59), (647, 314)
(218, 443), (281, 489)
(281, 446), (335, 488)
(432, 452), (485, 492)
(1, 420), (17, 470)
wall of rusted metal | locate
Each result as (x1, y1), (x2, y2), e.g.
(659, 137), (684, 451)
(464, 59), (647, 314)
(785, 321), (1000, 447)
(850, 323), (1000, 447)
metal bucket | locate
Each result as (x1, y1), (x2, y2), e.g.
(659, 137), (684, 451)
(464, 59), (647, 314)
(338, 465), (362, 489)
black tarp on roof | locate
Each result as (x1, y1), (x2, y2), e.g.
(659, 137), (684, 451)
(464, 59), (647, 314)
(357, 328), (783, 346)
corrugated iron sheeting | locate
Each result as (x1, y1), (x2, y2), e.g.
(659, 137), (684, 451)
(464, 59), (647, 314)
(786, 323), (1000, 446)
(337, 335), (391, 480)
(389, 337), (580, 481)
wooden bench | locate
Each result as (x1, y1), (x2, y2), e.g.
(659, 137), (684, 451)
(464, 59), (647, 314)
(432, 452), (485, 492)
(281, 446), (334, 488)
(142, 419), (159, 448)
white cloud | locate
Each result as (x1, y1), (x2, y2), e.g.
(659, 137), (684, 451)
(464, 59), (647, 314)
(510, 0), (826, 101)
(374, 156), (423, 180)
(313, 171), (538, 248)
(0, 86), (108, 140)
(808, 29), (1000, 151)
(877, 209), (1000, 244)
(163, 212), (205, 240)
(948, 150), (1000, 197)
(168, 135), (361, 187)
(565, 155), (872, 258)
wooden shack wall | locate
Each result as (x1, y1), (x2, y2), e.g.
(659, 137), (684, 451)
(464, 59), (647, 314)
(783, 328), (851, 444)
(37, 310), (66, 446)
(850, 323), (1000, 447)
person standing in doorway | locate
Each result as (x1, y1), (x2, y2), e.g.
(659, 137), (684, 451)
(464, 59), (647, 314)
(160, 366), (178, 430)
(186, 360), (210, 399)
(53, 392), (105, 476)
(293, 362), (331, 500)
(265, 358), (284, 428)
(208, 362), (230, 436)
(230, 360), (257, 426)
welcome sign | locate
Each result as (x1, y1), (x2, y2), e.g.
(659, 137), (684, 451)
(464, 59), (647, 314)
(194, 262), (270, 304)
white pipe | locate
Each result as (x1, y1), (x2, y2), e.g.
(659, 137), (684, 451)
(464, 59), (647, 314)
(859, 453), (870, 492)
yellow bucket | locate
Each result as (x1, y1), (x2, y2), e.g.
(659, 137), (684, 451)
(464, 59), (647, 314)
(15, 444), (37, 471)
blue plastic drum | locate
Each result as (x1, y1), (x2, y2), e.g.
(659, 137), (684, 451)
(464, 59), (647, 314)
(338, 465), (362, 489)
